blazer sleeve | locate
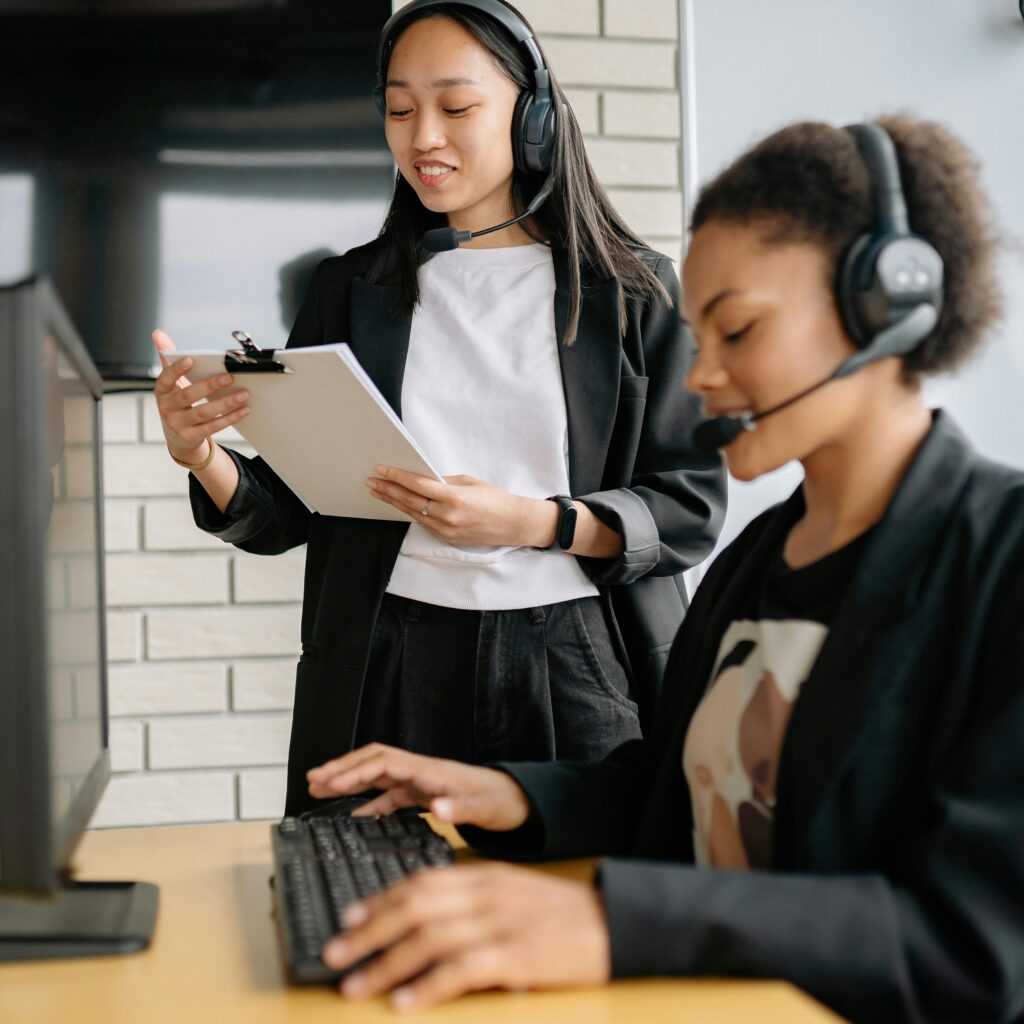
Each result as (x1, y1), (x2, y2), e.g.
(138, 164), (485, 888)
(596, 566), (1024, 1024)
(456, 739), (654, 863)
(188, 260), (335, 554)
(575, 257), (726, 586)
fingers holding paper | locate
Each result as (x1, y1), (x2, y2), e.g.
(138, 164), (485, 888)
(365, 466), (535, 547)
(366, 465), (448, 520)
(152, 328), (251, 457)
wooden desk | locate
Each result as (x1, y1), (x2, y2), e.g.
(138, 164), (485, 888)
(1, 822), (840, 1023)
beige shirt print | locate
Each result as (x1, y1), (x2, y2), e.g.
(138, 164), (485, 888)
(683, 618), (829, 870)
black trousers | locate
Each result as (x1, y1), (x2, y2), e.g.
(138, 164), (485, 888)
(353, 593), (642, 764)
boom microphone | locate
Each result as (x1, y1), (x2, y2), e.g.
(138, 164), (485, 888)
(692, 303), (938, 454)
(421, 175), (555, 253)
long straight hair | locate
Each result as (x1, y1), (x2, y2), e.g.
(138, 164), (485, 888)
(373, 1), (669, 344)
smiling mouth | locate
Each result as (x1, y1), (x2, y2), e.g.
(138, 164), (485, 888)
(414, 163), (456, 186)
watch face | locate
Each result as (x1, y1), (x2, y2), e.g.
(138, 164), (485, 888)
(559, 504), (578, 549)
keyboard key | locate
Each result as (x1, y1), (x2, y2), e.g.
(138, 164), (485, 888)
(375, 852), (404, 886)
(399, 849), (426, 872)
(355, 817), (384, 839)
(381, 816), (407, 839)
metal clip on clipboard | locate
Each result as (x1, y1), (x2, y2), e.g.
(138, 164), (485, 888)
(225, 330), (293, 374)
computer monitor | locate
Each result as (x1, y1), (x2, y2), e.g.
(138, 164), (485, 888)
(0, 276), (157, 960)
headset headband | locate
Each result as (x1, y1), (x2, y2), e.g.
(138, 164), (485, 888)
(845, 123), (910, 237)
(376, 0), (548, 92)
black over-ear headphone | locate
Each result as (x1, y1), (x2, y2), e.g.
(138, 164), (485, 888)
(835, 122), (944, 362)
(374, 0), (556, 176)
(693, 122), (946, 454)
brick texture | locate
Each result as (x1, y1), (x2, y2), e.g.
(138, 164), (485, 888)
(108, 662), (229, 716)
(146, 606), (302, 660)
(106, 553), (230, 607)
(232, 659), (296, 712)
(144, 499), (226, 551)
(605, 0), (678, 40)
(148, 713), (291, 770)
(91, 772), (236, 827)
(239, 767), (289, 820)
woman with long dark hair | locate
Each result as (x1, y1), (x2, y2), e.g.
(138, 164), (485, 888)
(150, 0), (725, 814)
(304, 113), (1023, 1023)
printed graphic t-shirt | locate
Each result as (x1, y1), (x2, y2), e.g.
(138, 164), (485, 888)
(682, 528), (872, 870)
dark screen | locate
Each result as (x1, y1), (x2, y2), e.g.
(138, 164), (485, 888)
(42, 329), (106, 834)
(0, 0), (393, 382)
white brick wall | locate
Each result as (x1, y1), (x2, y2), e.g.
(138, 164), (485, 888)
(605, 0), (678, 40)
(232, 660), (296, 711)
(92, 772), (237, 827)
(92, 0), (685, 829)
(148, 713), (291, 770)
(108, 662), (229, 716)
(239, 768), (289, 820)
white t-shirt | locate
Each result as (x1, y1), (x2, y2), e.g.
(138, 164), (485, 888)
(385, 243), (600, 611)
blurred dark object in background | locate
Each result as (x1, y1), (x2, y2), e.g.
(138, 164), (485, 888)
(0, 0), (393, 387)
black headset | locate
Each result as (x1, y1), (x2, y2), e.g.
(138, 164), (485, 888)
(834, 122), (944, 366)
(374, 0), (557, 177)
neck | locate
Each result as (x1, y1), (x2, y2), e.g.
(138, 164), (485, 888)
(787, 389), (932, 567)
(446, 183), (539, 249)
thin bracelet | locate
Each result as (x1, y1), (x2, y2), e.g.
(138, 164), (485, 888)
(169, 439), (217, 472)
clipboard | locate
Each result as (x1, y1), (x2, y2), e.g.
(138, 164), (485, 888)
(177, 334), (443, 522)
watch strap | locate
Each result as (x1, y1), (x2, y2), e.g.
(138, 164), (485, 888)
(546, 494), (577, 550)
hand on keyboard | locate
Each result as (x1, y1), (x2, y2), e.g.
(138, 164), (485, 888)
(306, 744), (531, 833)
(321, 862), (611, 1011)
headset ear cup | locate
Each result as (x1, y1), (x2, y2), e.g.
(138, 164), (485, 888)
(512, 89), (533, 174)
(533, 100), (556, 173)
(836, 233), (873, 347)
(516, 95), (555, 175)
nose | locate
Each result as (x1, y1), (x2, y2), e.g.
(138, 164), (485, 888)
(686, 338), (729, 395)
(411, 110), (447, 154)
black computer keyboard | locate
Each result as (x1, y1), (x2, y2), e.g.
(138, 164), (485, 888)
(270, 797), (457, 984)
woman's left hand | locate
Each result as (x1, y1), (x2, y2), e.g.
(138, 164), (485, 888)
(367, 465), (548, 548)
(322, 863), (611, 1011)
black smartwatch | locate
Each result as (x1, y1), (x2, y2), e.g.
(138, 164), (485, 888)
(546, 495), (577, 550)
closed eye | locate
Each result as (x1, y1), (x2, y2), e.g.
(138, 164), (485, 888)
(444, 106), (472, 116)
(724, 325), (751, 344)
(388, 108), (413, 118)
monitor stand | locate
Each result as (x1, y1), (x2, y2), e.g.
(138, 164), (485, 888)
(0, 880), (159, 961)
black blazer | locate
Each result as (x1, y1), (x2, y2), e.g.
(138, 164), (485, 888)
(469, 412), (1024, 1024)
(190, 238), (726, 814)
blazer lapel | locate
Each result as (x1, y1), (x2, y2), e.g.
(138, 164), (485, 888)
(552, 248), (624, 496)
(774, 411), (977, 866)
(347, 277), (412, 417)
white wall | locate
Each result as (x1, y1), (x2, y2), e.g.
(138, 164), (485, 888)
(92, 0), (687, 828)
(687, 0), (1024, 557)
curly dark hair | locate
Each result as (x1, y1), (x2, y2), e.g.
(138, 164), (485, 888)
(689, 114), (1003, 378)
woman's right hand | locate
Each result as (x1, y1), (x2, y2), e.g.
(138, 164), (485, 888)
(306, 744), (532, 833)
(152, 328), (250, 463)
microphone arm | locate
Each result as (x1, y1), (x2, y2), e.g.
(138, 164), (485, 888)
(421, 175), (556, 254)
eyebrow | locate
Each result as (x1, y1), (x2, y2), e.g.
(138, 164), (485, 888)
(385, 77), (481, 89)
(679, 288), (741, 327)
